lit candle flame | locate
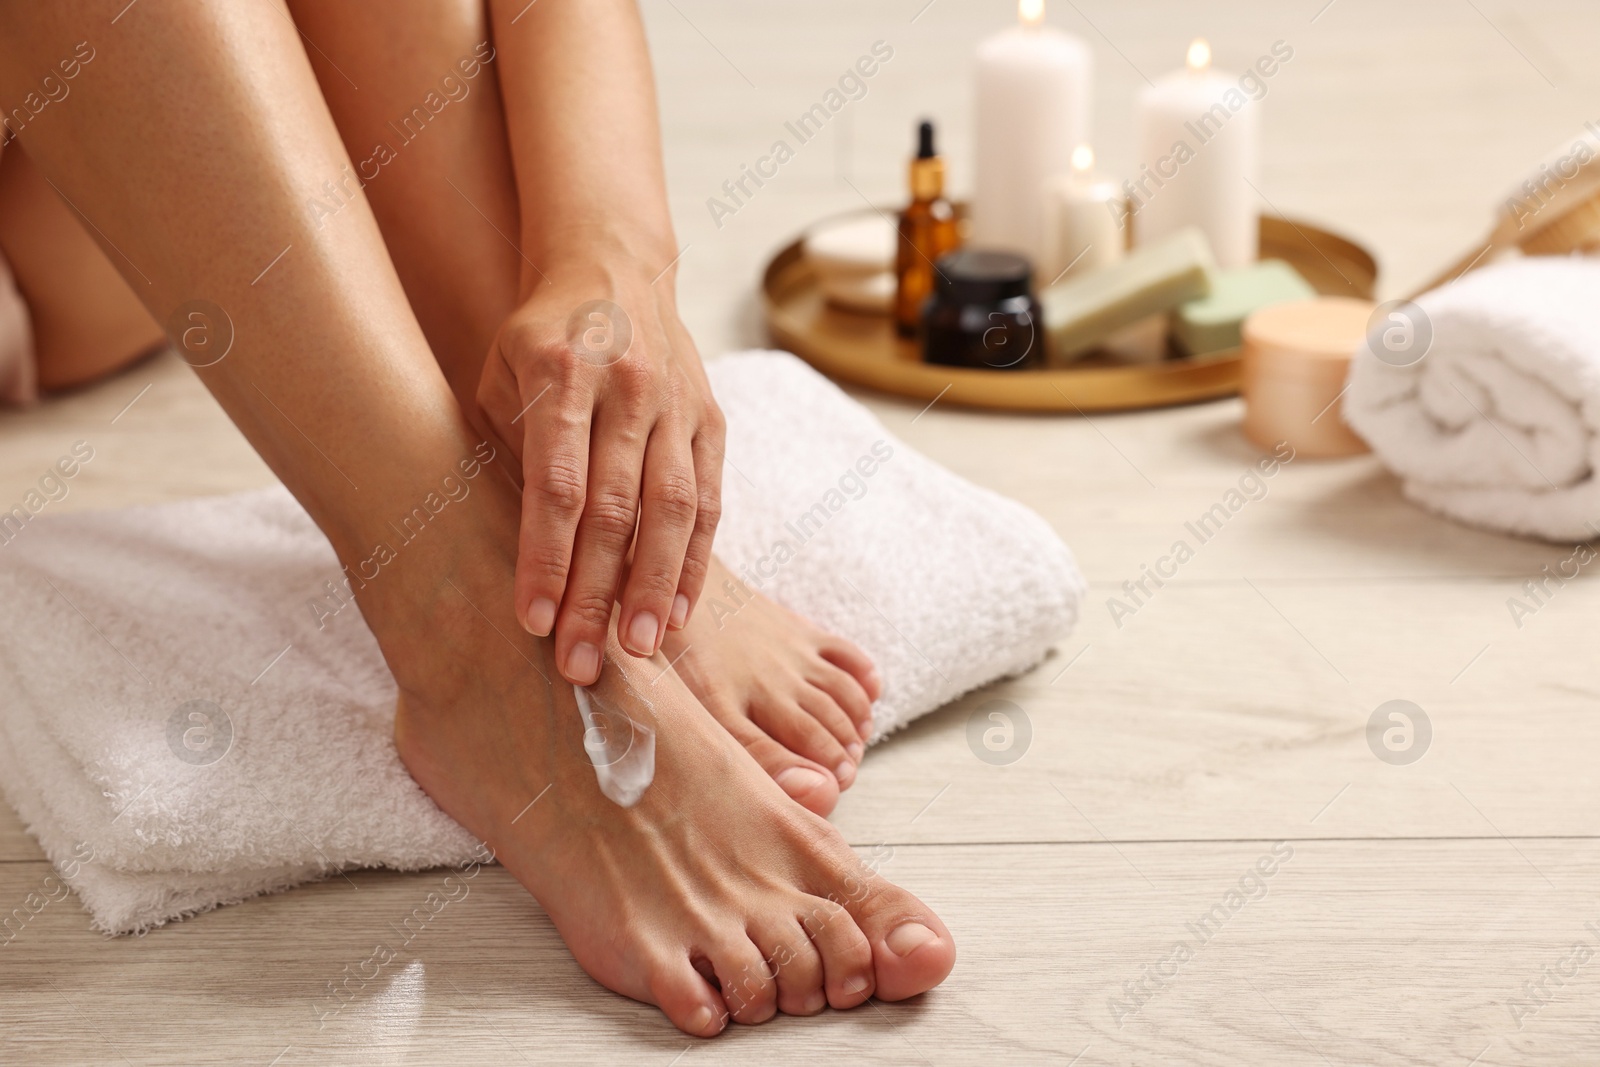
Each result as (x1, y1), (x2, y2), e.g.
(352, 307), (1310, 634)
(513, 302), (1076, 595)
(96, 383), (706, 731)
(1186, 38), (1211, 73)
(1019, 0), (1045, 28)
(1071, 144), (1094, 174)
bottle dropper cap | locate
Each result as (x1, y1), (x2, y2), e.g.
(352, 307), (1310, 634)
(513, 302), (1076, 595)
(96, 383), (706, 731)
(917, 120), (936, 160)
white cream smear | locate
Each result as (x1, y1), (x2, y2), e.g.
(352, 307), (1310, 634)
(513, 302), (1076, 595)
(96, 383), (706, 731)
(573, 683), (656, 807)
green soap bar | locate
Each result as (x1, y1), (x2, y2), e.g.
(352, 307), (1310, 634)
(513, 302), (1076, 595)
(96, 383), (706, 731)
(1041, 227), (1216, 362)
(1172, 259), (1317, 356)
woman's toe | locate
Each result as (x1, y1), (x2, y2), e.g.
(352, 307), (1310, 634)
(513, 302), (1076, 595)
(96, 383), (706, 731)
(774, 763), (841, 814)
(845, 880), (956, 1001)
(752, 697), (856, 788)
(752, 919), (826, 1016)
(819, 636), (883, 702)
(800, 897), (876, 1009)
(808, 659), (876, 741)
(717, 716), (840, 815)
(707, 937), (779, 1024)
(745, 726), (844, 819)
(650, 958), (730, 1038)
(797, 683), (867, 756)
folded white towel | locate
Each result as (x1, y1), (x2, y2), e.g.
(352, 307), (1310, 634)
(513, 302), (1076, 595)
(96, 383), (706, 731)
(1344, 257), (1600, 542)
(0, 350), (1081, 934)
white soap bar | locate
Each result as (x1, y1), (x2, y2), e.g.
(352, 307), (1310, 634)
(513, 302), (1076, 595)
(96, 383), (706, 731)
(574, 684), (656, 807)
(804, 213), (895, 276)
(820, 270), (895, 313)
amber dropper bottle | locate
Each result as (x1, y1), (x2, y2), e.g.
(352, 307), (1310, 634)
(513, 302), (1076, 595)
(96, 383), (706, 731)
(895, 120), (960, 338)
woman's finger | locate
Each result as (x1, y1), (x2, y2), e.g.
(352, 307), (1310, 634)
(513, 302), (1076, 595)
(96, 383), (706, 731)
(514, 377), (593, 638)
(552, 381), (651, 683)
(618, 419), (698, 656)
(671, 405), (724, 629)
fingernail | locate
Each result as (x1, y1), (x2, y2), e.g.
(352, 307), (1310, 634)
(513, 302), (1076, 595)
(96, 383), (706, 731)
(525, 598), (556, 636)
(568, 642), (601, 684)
(886, 922), (938, 958)
(833, 760), (856, 788)
(688, 1004), (715, 1034)
(776, 766), (828, 800)
(847, 742), (864, 762)
(802, 989), (826, 1014)
(842, 975), (869, 995)
(626, 611), (660, 655)
(669, 593), (690, 628)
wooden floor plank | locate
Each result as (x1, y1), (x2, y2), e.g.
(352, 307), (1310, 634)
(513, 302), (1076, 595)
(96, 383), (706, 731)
(3, 840), (1597, 1066)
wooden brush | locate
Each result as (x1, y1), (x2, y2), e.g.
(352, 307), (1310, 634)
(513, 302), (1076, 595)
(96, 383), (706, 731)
(1410, 130), (1600, 299)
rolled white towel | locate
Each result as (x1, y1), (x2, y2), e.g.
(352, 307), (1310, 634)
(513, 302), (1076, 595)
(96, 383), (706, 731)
(1344, 256), (1600, 542)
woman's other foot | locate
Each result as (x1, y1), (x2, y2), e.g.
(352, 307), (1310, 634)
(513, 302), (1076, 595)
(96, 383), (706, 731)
(662, 557), (882, 816)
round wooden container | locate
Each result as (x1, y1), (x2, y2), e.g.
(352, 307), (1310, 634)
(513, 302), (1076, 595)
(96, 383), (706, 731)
(762, 210), (1378, 413)
(1241, 297), (1374, 457)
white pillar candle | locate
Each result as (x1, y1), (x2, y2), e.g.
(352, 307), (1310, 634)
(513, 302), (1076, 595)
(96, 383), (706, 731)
(1131, 39), (1259, 269)
(1040, 144), (1125, 285)
(971, 0), (1091, 267)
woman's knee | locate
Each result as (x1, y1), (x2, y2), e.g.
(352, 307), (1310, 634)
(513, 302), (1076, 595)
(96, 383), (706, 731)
(0, 142), (163, 392)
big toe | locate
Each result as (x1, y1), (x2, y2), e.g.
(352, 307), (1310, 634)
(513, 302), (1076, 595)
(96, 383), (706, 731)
(774, 764), (841, 815)
(737, 727), (839, 816)
(855, 893), (956, 1001)
(875, 920), (955, 999)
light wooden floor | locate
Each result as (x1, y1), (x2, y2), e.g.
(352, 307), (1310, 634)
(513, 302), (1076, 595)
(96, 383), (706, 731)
(4, 1), (1600, 1063)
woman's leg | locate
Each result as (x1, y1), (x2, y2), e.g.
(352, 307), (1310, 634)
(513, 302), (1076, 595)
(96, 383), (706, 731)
(0, 0), (952, 1034)
(285, 0), (883, 816)
(0, 143), (163, 390)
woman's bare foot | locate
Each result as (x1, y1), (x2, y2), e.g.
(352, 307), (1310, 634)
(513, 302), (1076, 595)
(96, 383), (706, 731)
(663, 557), (882, 816)
(390, 582), (953, 1036)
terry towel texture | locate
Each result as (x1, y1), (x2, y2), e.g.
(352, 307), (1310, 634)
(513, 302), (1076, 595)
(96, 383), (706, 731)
(1345, 257), (1600, 541)
(0, 350), (1082, 934)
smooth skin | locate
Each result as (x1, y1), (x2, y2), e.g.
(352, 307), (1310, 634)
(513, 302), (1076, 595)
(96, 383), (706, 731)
(0, 0), (887, 816)
(0, 143), (165, 389)
(0, 0), (953, 1034)
(280, 0), (882, 813)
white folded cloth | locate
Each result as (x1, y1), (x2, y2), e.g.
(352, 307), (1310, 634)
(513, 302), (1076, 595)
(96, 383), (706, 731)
(0, 350), (1082, 933)
(1344, 257), (1600, 541)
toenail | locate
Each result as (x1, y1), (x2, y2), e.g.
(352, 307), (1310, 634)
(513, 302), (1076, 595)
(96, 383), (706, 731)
(847, 742), (864, 762)
(834, 760), (856, 786)
(525, 598), (556, 636)
(626, 611), (660, 654)
(670, 593), (690, 628)
(689, 1004), (715, 1034)
(568, 642), (601, 683)
(842, 974), (870, 995)
(886, 922), (939, 958)
(776, 766), (828, 798)
(803, 989), (826, 1013)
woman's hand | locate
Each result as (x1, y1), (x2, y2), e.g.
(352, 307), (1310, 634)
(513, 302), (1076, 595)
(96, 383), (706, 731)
(476, 263), (724, 686)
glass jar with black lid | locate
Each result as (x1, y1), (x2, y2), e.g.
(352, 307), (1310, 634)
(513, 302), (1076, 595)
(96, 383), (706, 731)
(920, 249), (1043, 370)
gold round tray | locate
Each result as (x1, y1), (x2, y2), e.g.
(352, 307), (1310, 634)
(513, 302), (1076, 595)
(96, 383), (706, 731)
(762, 213), (1378, 412)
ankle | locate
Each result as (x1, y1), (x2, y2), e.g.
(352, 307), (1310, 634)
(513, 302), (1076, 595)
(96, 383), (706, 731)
(344, 481), (548, 705)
